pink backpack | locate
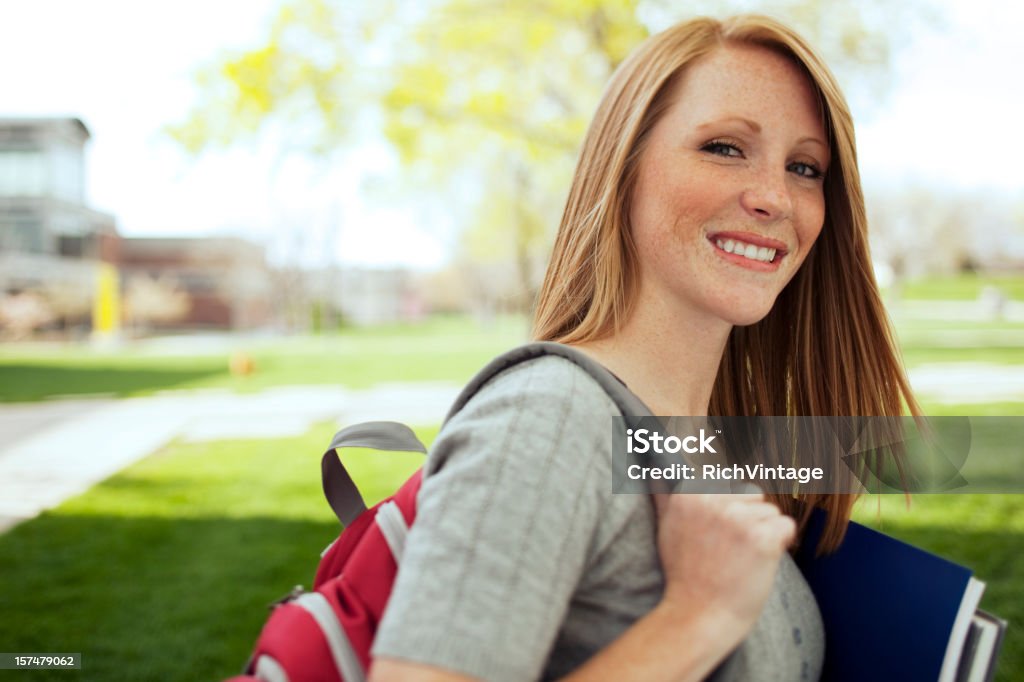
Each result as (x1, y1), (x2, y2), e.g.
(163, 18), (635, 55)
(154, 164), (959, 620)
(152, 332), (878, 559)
(225, 343), (652, 682)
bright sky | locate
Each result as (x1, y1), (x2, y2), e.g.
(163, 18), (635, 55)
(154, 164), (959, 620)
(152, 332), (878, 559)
(854, 0), (1024, 194)
(1, 0), (1021, 269)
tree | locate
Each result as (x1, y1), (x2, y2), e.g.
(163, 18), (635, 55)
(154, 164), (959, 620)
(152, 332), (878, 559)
(0, 292), (55, 340)
(868, 185), (1024, 294)
(124, 274), (191, 334)
(168, 0), (939, 311)
(40, 279), (93, 332)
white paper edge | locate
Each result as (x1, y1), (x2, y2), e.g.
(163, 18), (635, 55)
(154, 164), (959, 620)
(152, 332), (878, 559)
(939, 576), (986, 682)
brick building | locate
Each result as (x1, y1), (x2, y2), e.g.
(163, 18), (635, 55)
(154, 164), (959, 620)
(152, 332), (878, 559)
(118, 236), (273, 330)
(0, 117), (273, 335)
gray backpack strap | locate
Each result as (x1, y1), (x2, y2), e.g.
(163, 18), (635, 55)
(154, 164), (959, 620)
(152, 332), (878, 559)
(443, 342), (668, 494)
(322, 421), (427, 526)
(323, 342), (655, 527)
(443, 341), (654, 427)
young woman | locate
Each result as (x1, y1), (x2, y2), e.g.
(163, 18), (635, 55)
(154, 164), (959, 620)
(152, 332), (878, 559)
(370, 14), (919, 682)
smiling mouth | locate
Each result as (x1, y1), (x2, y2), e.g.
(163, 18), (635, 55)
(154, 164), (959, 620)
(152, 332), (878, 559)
(707, 232), (789, 270)
(715, 238), (778, 264)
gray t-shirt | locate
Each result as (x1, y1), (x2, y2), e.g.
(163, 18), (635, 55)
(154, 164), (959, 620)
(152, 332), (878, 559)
(372, 355), (824, 681)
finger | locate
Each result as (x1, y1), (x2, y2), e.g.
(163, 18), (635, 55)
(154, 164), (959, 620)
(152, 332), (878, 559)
(765, 515), (797, 549)
(733, 501), (783, 522)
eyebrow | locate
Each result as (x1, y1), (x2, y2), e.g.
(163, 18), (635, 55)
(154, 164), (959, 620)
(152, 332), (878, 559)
(797, 136), (829, 152)
(696, 116), (829, 151)
(696, 116), (761, 134)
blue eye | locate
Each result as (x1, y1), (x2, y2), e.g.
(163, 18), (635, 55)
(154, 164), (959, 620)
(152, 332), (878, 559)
(701, 140), (743, 158)
(788, 161), (823, 179)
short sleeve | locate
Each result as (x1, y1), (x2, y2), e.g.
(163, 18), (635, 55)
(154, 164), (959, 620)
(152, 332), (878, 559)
(371, 357), (613, 681)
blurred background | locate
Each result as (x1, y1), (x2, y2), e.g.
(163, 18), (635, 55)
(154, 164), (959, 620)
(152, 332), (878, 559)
(0, 0), (1021, 680)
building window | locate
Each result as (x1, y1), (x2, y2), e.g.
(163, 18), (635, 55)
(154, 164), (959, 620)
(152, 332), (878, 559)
(51, 144), (83, 202)
(58, 235), (85, 258)
(0, 150), (47, 197)
(0, 217), (45, 252)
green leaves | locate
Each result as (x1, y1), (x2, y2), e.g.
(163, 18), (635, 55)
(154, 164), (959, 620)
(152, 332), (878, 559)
(164, 0), (936, 305)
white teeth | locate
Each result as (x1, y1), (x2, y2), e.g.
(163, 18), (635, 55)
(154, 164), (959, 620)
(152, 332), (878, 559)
(714, 238), (779, 263)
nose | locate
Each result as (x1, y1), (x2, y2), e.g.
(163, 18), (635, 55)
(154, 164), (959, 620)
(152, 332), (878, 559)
(739, 170), (792, 221)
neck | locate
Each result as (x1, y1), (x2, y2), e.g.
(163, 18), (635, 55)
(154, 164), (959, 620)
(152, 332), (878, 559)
(572, 295), (732, 416)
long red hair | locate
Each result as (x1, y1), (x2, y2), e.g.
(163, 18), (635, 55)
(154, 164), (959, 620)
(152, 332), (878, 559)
(532, 15), (921, 552)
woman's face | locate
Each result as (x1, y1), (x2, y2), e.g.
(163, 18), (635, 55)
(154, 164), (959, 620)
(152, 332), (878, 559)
(629, 43), (830, 328)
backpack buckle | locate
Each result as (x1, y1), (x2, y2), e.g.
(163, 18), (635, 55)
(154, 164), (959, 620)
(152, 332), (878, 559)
(268, 584), (305, 609)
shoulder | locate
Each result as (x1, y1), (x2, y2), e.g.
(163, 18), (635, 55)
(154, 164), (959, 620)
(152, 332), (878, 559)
(374, 354), (639, 681)
(461, 353), (618, 420)
(425, 355), (618, 473)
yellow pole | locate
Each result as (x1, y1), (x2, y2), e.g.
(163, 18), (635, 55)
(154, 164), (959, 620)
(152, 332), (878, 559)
(92, 263), (121, 340)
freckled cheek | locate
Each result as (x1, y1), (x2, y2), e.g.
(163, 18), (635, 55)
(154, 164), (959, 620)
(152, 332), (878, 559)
(636, 215), (710, 272)
(661, 189), (722, 236)
(795, 197), (827, 254)
(631, 168), (733, 252)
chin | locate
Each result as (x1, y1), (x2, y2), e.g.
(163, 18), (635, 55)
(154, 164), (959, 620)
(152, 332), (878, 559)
(728, 311), (773, 327)
(712, 296), (780, 328)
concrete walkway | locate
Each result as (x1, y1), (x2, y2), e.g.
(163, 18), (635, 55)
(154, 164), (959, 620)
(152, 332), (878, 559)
(908, 363), (1024, 404)
(0, 382), (461, 533)
(0, 361), (1022, 534)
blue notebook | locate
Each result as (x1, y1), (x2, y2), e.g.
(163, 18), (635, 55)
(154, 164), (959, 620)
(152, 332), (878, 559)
(795, 509), (1005, 682)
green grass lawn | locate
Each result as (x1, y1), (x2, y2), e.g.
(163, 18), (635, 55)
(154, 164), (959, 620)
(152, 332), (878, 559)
(0, 315), (530, 402)
(1, 310), (1023, 404)
(0, 423), (432, 681)
(897, 273), (1024, 302)
(1, 306), (1023, 680)
(1, 418), (1020, 681)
